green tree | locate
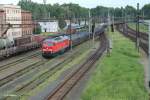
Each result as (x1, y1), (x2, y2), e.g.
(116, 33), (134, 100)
(125, 5), (136, 18)
(58, 18), (67, 29)
(142, 3), (150, 19)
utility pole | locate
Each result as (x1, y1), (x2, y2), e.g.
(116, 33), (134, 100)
(111, 15), (114, 32)
(69, 3), (72, 51)
(124, 9), (127, 34)
(107, 8), (111, 56)
(112, 14), (115, 32)
(136, 3), (140, 51)
(92, 21), (95, 49)
(121, 7), (124, 23)
(148, 22), (150, 88)
(49, 12), (51, 19)
(69, 17), (72, 51)
(88, 9), (91, 39)
(43, 0), (47, 19)
(121, 7), (125, 33)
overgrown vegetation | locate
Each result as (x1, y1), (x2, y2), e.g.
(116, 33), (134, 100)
(81, 31), (149, 100)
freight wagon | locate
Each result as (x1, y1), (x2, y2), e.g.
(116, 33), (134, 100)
(0, 35), (46, 59)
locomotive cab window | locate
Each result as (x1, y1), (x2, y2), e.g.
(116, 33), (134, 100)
(43, 41), (53, 46)
(47, 43), (53, 46)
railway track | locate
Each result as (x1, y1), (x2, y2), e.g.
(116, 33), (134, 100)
(46, 33), (107, 100)
(15, 50), (82, 95)
(116, 24), (148, 54)
(0, 39), (98, 99)
(0, 51), (41, 72)
(127, 26), (148, 41)
(0, 59), (47, 87)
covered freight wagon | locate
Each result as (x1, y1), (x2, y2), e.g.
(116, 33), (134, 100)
(14, 36), (31, 46)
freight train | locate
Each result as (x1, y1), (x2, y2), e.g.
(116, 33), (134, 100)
(42, 23), (106, 57)
(0, 38), (14, 49)
(0, 35), (45, 59)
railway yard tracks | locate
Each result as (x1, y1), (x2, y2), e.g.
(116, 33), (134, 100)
(0, 38), (101, 99)
(116, 24), (148, 54)
(46, 33), (107, 100)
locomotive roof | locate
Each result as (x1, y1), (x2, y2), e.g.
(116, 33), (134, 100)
(44, 36), (69, 43)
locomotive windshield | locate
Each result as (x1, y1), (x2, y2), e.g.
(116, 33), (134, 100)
(47, 43), (53, 46)
(43, 40), (53, 46)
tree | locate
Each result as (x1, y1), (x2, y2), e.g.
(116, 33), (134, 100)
(125, 5), (136, 18)
(58, 18), (67, 29)
(142, 3), (150, 19)
(18, 0), (150, 20)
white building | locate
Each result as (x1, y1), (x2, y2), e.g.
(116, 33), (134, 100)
(38, 20), (59, 33)
(0, 4), (22, 40)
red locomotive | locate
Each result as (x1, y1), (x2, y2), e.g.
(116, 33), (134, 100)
(41, 24), (107, 57)
(42, 36), (70, 57)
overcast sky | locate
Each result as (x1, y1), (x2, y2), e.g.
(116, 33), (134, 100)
(0, 0), (149, 8)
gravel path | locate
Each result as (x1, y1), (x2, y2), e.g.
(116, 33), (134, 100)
(140, 49), (149, 93)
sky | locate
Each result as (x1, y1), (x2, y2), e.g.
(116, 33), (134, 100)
(0, 0), (149, 8)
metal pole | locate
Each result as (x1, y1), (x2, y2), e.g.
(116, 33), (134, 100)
(136, 3), (140, 51)
(113, 15), (114, 32)
(124, 9), (127, 34)
(121, 7), (124, 23)
(69, 17), (72, 51)
(49, 12), (51, 19)
(92, 19), (95, 49)
(148, 22), (150, 88)
(88, 9), (91, 39)
(107, 8), (111, 56)
(43, 0), (47, 19)
(68, 3), (72, 51)
(137, 6), (140, 48)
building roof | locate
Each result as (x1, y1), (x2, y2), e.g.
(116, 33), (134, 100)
(0, 4), (21, 9)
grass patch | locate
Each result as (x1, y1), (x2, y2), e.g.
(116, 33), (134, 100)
(81, 30), (149, 100)
(128, 23), (148, 33)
